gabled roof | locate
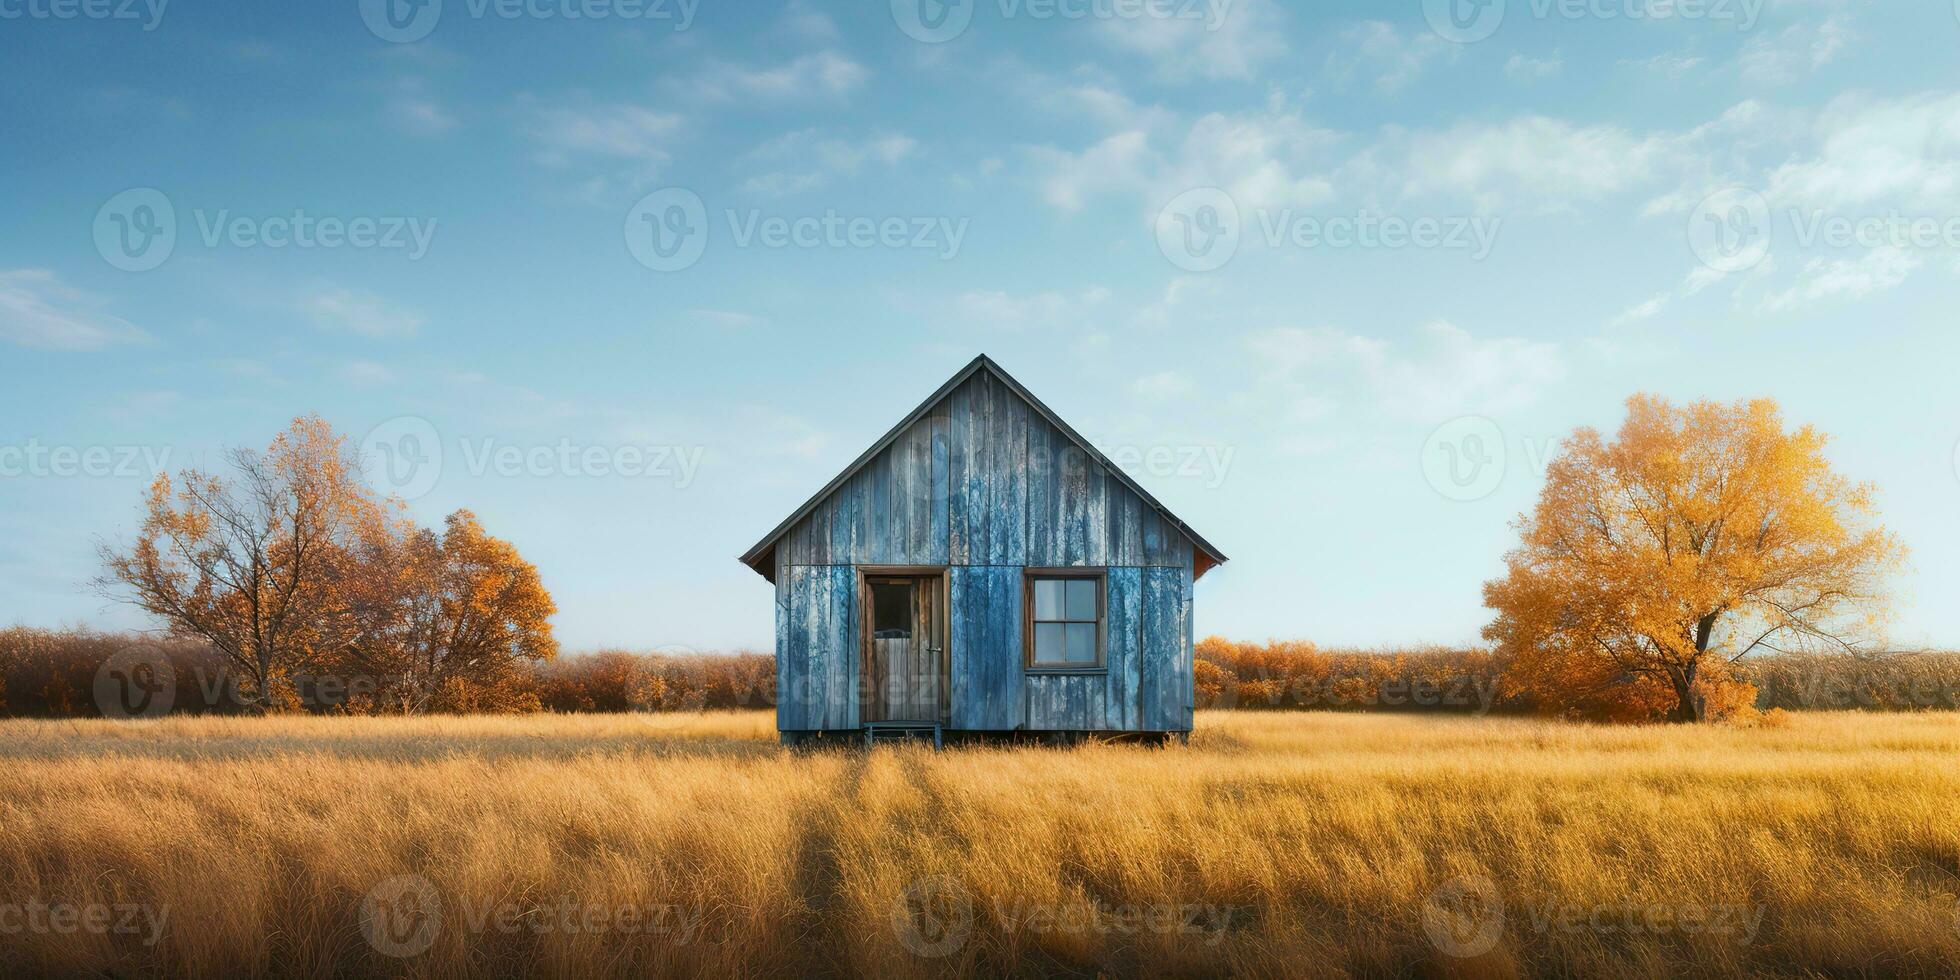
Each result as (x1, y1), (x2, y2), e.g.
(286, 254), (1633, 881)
(739, 354), (1228, 581)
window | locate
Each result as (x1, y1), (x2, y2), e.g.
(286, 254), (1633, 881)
(870, 581), (913, 640)
(1027, 573), (1103, 669)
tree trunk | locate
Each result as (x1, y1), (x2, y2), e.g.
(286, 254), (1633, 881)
(1667, 661), (1704, 723)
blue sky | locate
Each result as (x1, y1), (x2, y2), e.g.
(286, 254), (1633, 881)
(4, 0), (1959, 652)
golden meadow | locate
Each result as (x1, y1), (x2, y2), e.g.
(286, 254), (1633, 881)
(3, 710), (1959, 978)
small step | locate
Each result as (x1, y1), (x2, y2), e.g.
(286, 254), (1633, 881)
(863, 720), (944, 750)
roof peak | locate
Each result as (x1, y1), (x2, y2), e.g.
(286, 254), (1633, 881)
(739, 353), (1226, 577)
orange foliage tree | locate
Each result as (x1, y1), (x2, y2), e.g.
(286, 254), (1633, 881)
(1483, 395), (1904, 722)
(102, 417), (557, 714)
(343, 509), (557, 713)
(99, 417), (387, 710)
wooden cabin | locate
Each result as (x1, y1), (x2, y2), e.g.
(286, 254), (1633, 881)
(740, 355), (1227, 745)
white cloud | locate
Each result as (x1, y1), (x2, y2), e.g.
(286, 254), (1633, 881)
(1620, 53), (1704, 77)
(1609, 292), (1671, 327)
(776, 0), (838, 41)
(1757, 246), (1922, 314)
(385, 78), (456, 136)
(1391, 117), (1680, 211)
(690, 51), (867, 102)
(301, 287), (423, 338)
(689, 309), (766, 328)
(0, 270), (148, 351)
(1505, 52), (1563, 82)
(1133, 371), (1195, 399)
(1025, 131), (1154, 212)
(528, 102), (679, 165)
(1326, 22), (1453, 94)
(339, 361), (398, 386)
(1739, 16), (1850, 85)
(1762, 91), (1960, 213)
(1248, 321), (1564, 421)
(740, 129), (918, 196)
(948, 286), (1111, 331)
(1095, 0), (1285, 81)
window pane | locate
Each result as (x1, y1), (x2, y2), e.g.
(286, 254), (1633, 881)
(1065, 579), (1097, 621)
(1033, 580), (1064, 621)
(871, 582), (912, 639)
(1034, 623), (1066, 665)
(1065, 623), (1097, 664)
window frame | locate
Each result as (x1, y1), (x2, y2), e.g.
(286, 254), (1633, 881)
(1022, 568), (1107, 674)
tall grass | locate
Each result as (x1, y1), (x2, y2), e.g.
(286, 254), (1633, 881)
(2, 711), (1957, 977)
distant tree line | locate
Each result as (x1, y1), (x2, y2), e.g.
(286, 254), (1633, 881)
(6, 626), (1957, 720)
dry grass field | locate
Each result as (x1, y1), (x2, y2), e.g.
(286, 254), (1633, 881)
(2, 711), (1958, 978)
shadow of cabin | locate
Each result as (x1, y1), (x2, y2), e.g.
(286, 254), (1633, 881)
(742, 355), (1227, 748)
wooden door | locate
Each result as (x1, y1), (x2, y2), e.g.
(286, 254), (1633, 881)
(864, 575), (943, 723)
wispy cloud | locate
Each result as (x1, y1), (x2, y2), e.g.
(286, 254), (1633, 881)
(1757, 247), (1922, 314)
(1095, 0), (1285, 81)
(688, 51), (867, 102)
(301, 287), (424, 338)
(0, 270), (149, 351)
(740, 129), (917, 196)
(1325, 22), (1453, 94)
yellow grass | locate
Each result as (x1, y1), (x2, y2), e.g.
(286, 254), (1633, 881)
(2, 711), (1958, 977)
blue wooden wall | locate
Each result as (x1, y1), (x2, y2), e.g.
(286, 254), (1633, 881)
(774, 368), (1198, 733)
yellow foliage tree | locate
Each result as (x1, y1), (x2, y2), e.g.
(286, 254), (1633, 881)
(1483, 395), (1904, 722)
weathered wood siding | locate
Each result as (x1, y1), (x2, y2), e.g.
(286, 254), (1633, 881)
(776, 370), (1198, 732)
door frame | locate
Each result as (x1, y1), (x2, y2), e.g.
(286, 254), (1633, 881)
(857, 566), (949, 725)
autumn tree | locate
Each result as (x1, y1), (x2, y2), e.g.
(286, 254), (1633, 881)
(100, 417), (389, 711)
(1484, 395), (1904, 722)
(346, 509), (557, 714)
